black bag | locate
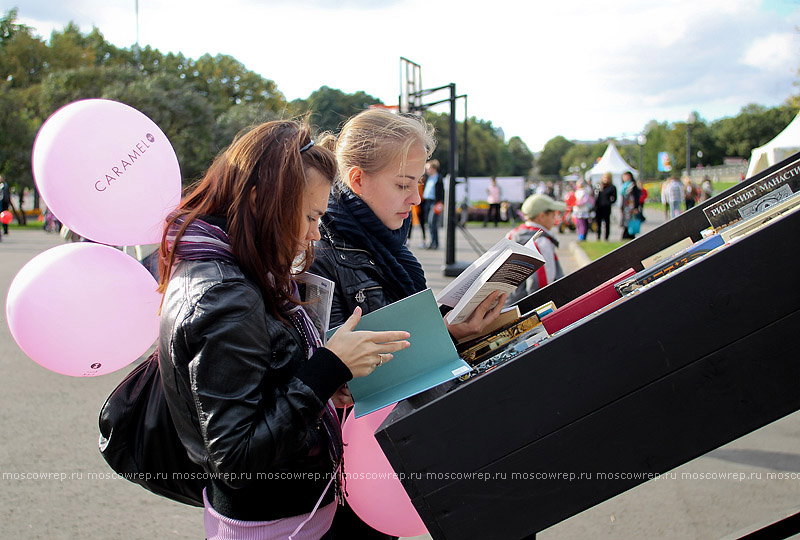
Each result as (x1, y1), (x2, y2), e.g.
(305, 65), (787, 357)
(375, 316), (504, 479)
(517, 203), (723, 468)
(98, 350), (205, 506)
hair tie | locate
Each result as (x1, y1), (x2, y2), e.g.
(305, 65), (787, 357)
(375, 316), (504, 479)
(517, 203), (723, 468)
(299, 140), (315, 153)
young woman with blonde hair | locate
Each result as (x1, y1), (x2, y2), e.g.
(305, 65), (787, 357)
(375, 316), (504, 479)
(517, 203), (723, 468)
(310, 109), (506, 537)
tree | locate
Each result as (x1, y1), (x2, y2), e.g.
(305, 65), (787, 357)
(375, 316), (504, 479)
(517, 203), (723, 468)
(214, 103), (280, 154)
(463, 117), (503, 177)
(47, 22), (99, 71)
(103, 72), (216, 182)
(0, 9), (50, 88)
(662, 113), (722, 172)
(0, 83), (36, 188)
(640, 120), (670, 179)
(423, 112), (509, 178)
(38, 65), (141, 114)
(712, 103), (798, 158)
(188, 53), (286, 118)
(560, 142), (604, 178)
(504, 136), (534, 176)
(538, 136), (574, 176)
(292, 86), (383, 134)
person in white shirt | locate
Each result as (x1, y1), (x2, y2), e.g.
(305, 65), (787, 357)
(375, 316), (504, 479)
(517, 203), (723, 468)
(484, 176), (502, 227)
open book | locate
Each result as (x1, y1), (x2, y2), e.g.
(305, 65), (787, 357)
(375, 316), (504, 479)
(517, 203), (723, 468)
(327, 289), (471, 418)
(436, 238), (545, 325)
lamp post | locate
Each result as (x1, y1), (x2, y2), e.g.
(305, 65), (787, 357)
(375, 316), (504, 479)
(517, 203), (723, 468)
(637, 134), (647, 180)
(686, 112), (696, 176)
(134, 0), (140, 67)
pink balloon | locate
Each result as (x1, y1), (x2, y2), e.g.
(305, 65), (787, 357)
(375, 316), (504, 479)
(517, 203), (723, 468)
(342, 404), (428, 537)
(6, 243), (161, 377)
(32, 99), (181, 246)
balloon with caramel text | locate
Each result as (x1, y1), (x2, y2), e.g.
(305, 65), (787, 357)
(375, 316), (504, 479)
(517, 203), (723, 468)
(32, 99), (181, 246)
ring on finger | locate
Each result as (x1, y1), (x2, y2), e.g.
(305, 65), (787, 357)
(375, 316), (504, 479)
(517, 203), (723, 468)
(377, 354), (383, 367)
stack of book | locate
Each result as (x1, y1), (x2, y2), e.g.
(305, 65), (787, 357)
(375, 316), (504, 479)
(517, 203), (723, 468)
(540, 268), (635, 335)
(456, 309), (545, 367)
(614, 236), (724, 296)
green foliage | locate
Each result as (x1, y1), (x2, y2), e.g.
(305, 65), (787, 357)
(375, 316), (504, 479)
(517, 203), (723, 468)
(712, 103), (798, 158)
(103, 73), (216, 182)
(420, 112), (523, 178)
(38, 65), (141, 113)
(0, 10), (50, 88)
(214, 103), (280, 155)
(0, 9), (288, 193)
(292, 86), (382, 134)
(504, 136), (534, 176)
(463, 117), (503, 176)
(187, 53), (286, 118)
(560, 142), (605, 177)
(538, 136), (574, 176)
(0, 83), (37, 185)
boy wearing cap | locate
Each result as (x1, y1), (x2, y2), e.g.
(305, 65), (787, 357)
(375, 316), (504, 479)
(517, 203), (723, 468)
(505, 194), (566, 303)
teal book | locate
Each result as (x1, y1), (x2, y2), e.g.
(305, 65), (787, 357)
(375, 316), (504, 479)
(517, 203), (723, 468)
(327, 289), (471, 417)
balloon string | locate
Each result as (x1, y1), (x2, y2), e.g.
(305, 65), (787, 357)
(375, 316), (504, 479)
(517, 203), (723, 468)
(287, 463), (339, 540)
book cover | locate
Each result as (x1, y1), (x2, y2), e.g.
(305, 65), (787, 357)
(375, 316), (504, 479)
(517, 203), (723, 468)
(720, 191), (800, 242)
(615, 234), (725, 296)
(455, 305), (521, 345)
(533, 301), (556, 318)
(641, 237), (693, 269)
(704, 154), (800, 230)
(457, 311), (543, 366)
(541, 268), (635, 335)
(327, 289), (470, 418)
(296, 273), (334, 344)
(437, 238), (545, 325)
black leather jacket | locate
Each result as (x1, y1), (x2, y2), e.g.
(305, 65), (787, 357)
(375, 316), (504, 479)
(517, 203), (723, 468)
(158, 258), (351, 520)
(310, 222), (408, 328)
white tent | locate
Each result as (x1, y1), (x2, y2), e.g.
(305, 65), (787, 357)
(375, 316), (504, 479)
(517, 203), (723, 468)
(746, 111), (800, 179)
(585, 142), (638, 203)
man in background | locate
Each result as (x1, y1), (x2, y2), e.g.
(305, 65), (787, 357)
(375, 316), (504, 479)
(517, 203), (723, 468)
(0, 176), (10, 235)
(422, 159), (444, 249)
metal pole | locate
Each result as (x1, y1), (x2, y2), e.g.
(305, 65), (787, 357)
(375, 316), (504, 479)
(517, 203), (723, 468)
(639, 144), (643, 180)
(463, 95), (468, 182)
(444, 83), (460, 274)
(686, 123), (691, 176)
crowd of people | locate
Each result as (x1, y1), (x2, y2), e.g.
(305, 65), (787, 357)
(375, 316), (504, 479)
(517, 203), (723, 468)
(527, 171), (715, 244)
(660, 174), (713, 219)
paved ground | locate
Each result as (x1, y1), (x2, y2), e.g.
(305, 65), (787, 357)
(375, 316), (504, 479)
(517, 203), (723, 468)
(1, 215), (798, 539)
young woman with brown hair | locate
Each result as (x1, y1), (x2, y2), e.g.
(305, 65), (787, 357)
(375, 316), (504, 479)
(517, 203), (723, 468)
(156, 119), (410, 539)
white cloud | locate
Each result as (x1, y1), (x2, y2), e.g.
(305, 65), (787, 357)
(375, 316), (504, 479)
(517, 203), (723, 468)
(742, 32), (800, 73)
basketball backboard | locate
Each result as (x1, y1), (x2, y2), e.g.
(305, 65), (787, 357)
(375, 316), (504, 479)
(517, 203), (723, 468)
(400, 57), (422, 116)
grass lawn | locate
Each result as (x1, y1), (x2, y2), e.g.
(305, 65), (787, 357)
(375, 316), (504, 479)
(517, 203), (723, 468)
(7, 221), (46, 230)
(579, 240), (628, 261)
(713, 181), (738, 193)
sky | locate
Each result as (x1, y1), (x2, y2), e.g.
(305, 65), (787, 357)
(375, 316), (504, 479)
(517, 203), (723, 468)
(11, 0), (800, 152)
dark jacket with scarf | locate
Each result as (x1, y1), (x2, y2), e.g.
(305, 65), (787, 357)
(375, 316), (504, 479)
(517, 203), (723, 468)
(311, 220), (410, 327)
(309, 191), (427, 328)
(158, 256), (352, 521)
